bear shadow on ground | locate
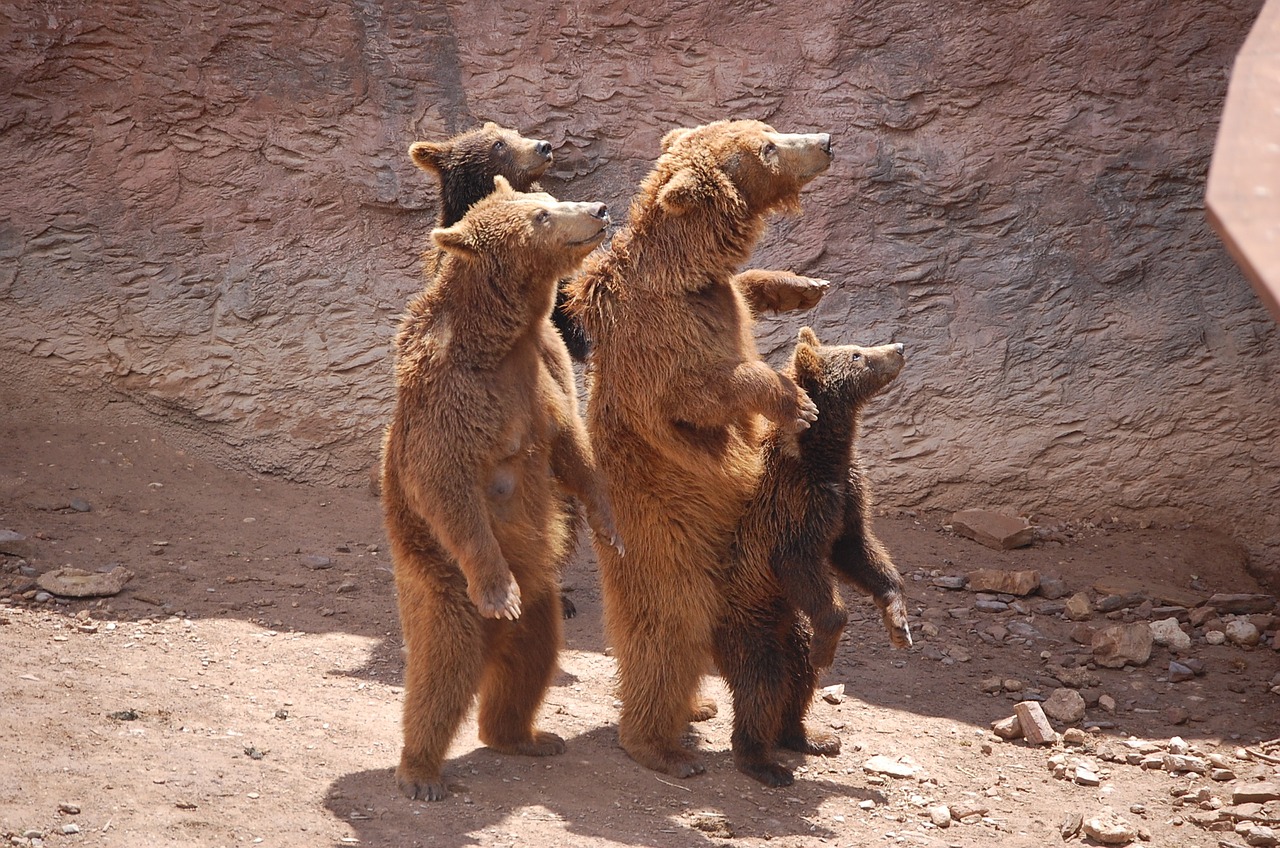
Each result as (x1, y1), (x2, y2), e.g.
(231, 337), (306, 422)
(324, 725), (885, 848)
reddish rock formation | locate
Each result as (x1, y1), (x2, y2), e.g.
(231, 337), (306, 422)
(0, 1), (1276, 575)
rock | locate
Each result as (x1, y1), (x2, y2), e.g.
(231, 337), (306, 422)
(1006, 621), (1042, 640)
(1163, 706), (1189, 725)
(1082, 810), (1137, 845)
(950, 510), (1036, 551)
(966, 567), (1040, 595)
(300, 554), (333, 570)
(991, 714), (1024, 740)
(981, 677), (1003, 694)
(1092, 577), (1206, 609)
(36, 566), (134, 598)
(950, 801), (989, 821)
(1065, 593), (1093, 621)
(57, 804), (79, 815)
(60, 824), (80, 835)
(1003, 678), (1024, 692)
(1206, 630), (1227, 645)
(1071, 624), (1098, 645)
(1060, 811), (1083, 840)
(1225, 620), (1261, 647)
(1232, 783), (1280, 804)
(1092, 623), (1153, 668)
(68, 498), (92, 513)
(1207, 593), (1276, 615)
(974, 599), (1009, 613)
(1244, 825), (1279, 847)
(1169, 660), (1196, 682)
(1074, 765), (1101, 786)
(928, 805), (952, 828)
(1210, 768), (1236, 781)
(0, 529), (37, 560)
(1038, 576), (1070, 600)
(1189, 605), (1219, 627)
(1042, 688), (1086, 724)
(685, 810), (733, 839)
(820, 684), (845, 704)
(863, 754), (921, 778)
(1063, 727), (1087, 745)
(1163, 753), (1208, 774)
(1096, 593), (1145, 613)
(1167, 735), (1189, 754)
(1149, 617), (1191, 651)
(931, 575), (967, 590)
(1050, 665), (1099, 689)
(34, 591), (53, 603)
(1014, 700), (1056, 745)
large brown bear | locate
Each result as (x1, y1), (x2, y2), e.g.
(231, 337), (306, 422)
(566, 119), (833, 778)
(714, 328), (911, 787)
(382, 177), (619, 801)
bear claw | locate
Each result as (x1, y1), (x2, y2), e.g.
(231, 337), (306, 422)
(396, 769), (448, 802)
(472, 574), (522, 620)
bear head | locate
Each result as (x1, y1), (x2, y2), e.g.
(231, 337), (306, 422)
(790, 326), (904, 410)
(409, 122), (554, 225)
(431, 176), (610, 287)
(652, 119), (832, 218)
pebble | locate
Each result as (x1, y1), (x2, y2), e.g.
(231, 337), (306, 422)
(981, 677), (1002, 694)
(1074, 765), (1101, 786)
(1163, 753), (1208, 774)
(820, 684), (845, 705)
(60, 825), (79, 835)
(34, 592), (52, 603)
(1167, 735), (1190, 754)
(932, 576), (967, 590)
(863, 754), (921, 778)
(1083, 811), (1137, 845)
(300, 555), (333, 570)
(927, 805), (951, 828)
(1168, 660), (1195, 682)
(68, 498), (91, 512)
(1149, 617), (1191, 651)
(1042, 688), (1086, 724)
(1225, 619), (1261, 647)
(336, 581), (357, 594)
(1062, 728), (1087, 745)
(1205, 630), (1227, 645)
(1039, 576), (1070, 600)
(1242, 825), (1278, 847)
(974, 599), (1009, 613)
(57, 803), (80, 815)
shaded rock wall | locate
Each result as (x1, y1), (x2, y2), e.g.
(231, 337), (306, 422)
(2, 0), (1278, 561)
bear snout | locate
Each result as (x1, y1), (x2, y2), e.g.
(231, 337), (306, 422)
(818, 133), (832, 156)
(892, 342), (904, 355)
(535, 140), (552, 158)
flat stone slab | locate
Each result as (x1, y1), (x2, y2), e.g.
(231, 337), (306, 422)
(1092, 622), (1153, 668)
(1232, 782), (1280, 804)
(863, 754), (921, 778)
(0, 529), (37, 560)
(37, 566), (134, 598)
(1092, 576), (1206, 609)
(1206, 593), (1275, 614)
(950, 510), (1036, 550)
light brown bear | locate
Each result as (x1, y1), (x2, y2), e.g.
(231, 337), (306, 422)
(713, 328), (910, 787)
(382, 177), (619, 801)
(566, 119), (833, 778)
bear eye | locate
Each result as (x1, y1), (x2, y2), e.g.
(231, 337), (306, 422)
(534, 209), (551, 225)
(850, 352), (862, 362)
(492, 139), (506, 152)
(762, 141), (777, 157)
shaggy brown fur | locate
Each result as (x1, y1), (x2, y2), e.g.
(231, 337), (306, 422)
(382, 178), (618, 801)
(566, 119), (833, 778)
(714, 328), (911, 787)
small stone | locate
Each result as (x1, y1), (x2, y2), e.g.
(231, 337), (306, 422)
(1210, 768), (1236, 781)
(863, 754), (921, 778)
(1063, 728), (1087, 745)
(1050, 665), (1098, 689)
(1014, 700), (1056, 745)
(1097, 593), (1145, 613)
(1167, 736), (1189, 754)
(1244, 825), (1279, 847)
(1042, 688), (1086, 724)
(1163, 753), (1208, 774)
(1189, 605), (1218, 627)
(820, 683), (845, 704)
(34, 591), (53, 603)
(1003, 678), (1024, 692)
(991, 714), (1023, 740)
(1129, 803), (1146, 815)
(950, 510), (1037, 550)
(36, 566), (134, 598)
(974, 599), (1009, 613)
(1065, 593), (1093, 621)
(951, 801), (989, 820)
(1083, 811), (1137, 845)
(1206, 630), (1227, 645)
(1232, 783), (1280, 804)
(300, 555), (333, 570)
(1207, 593), (1275, 615)
(1038, 576), (1070, 600)
(1149, 618), (1191, 651)
(1168, 660), (1195, 682)
(980, 677), (1002, 694)
(927, 805), (951, 828)
(336, 581), (358, 593)
(1092, 623), (1153, 668)
(68, 498), (91, 512)
(1163, 706), (1189, 726)
(0, 529), (37, 559)
(966, 567), (1040, 595)
(1074, 765), (1101, 786)
(57, 804), (80, 815)
(1097, 693), (1116, 713)
(60, 825), (80, 835)
(1225, 620), (1261, 647)
(919, 621), (940, 638)
(931, 575), (967, 590)
(1060, 811), (1083, 840)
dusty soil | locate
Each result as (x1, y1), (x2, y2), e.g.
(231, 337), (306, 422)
(1, 399), (1278, 848)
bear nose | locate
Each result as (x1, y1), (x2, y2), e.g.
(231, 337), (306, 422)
(535, 140), (552, 157)
(589, 202), (608, 220)
(818, 133), (832, 155)
(893, 342), (904, 355)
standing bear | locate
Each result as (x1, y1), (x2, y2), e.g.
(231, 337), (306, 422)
(566, 119), (833, 778)
(381, 177), (619, 801)
(714, 328), (911, 787)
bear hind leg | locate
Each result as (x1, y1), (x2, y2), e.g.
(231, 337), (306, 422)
(476, 589), (566, 757)
(774, 611), (841, 758)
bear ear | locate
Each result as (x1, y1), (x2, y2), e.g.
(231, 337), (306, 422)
(491, 174), (516, 197)
(431, 222), (477, 256)
(408, 141), (446, 174)
(657, 166), (741, 216)
(660, 127), (693, 152)
(797, 326), (821, 347)
(481, 121), (500, 131)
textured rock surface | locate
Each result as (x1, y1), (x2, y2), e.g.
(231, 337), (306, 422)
(1, 1), (1278, 569)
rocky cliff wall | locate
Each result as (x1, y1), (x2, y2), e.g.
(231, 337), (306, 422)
(2, 0), (1277, 565)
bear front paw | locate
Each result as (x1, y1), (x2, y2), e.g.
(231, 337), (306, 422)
(470, 573), (522, 620)
(785, 387), (819, 433)
(879, 593), (913, 649)
(779, 276), (829, 312)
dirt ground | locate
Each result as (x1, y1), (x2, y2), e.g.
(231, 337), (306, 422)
(1, 399), (1278, 848)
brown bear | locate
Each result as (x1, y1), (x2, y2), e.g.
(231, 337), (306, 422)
(565, 119), (833, 778)
(381, 177), (620, 801)
(713, 328), (911, 787)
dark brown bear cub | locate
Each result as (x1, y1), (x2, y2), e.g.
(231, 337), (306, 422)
(381, 177), (618, 802)
(714, 327), (911, 787)
(766, 327), (911, 669)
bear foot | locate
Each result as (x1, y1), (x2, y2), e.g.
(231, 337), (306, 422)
(484, 730), (566, 757)
(779, 728), (841, 757)
(623, 740), (706, 778)
(561, 591), (576, 619)
(689, 698), (719, 722)
(878, 593), (913, 649)
(396, 765), (448, 802)
(737, 757), (795, 788)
